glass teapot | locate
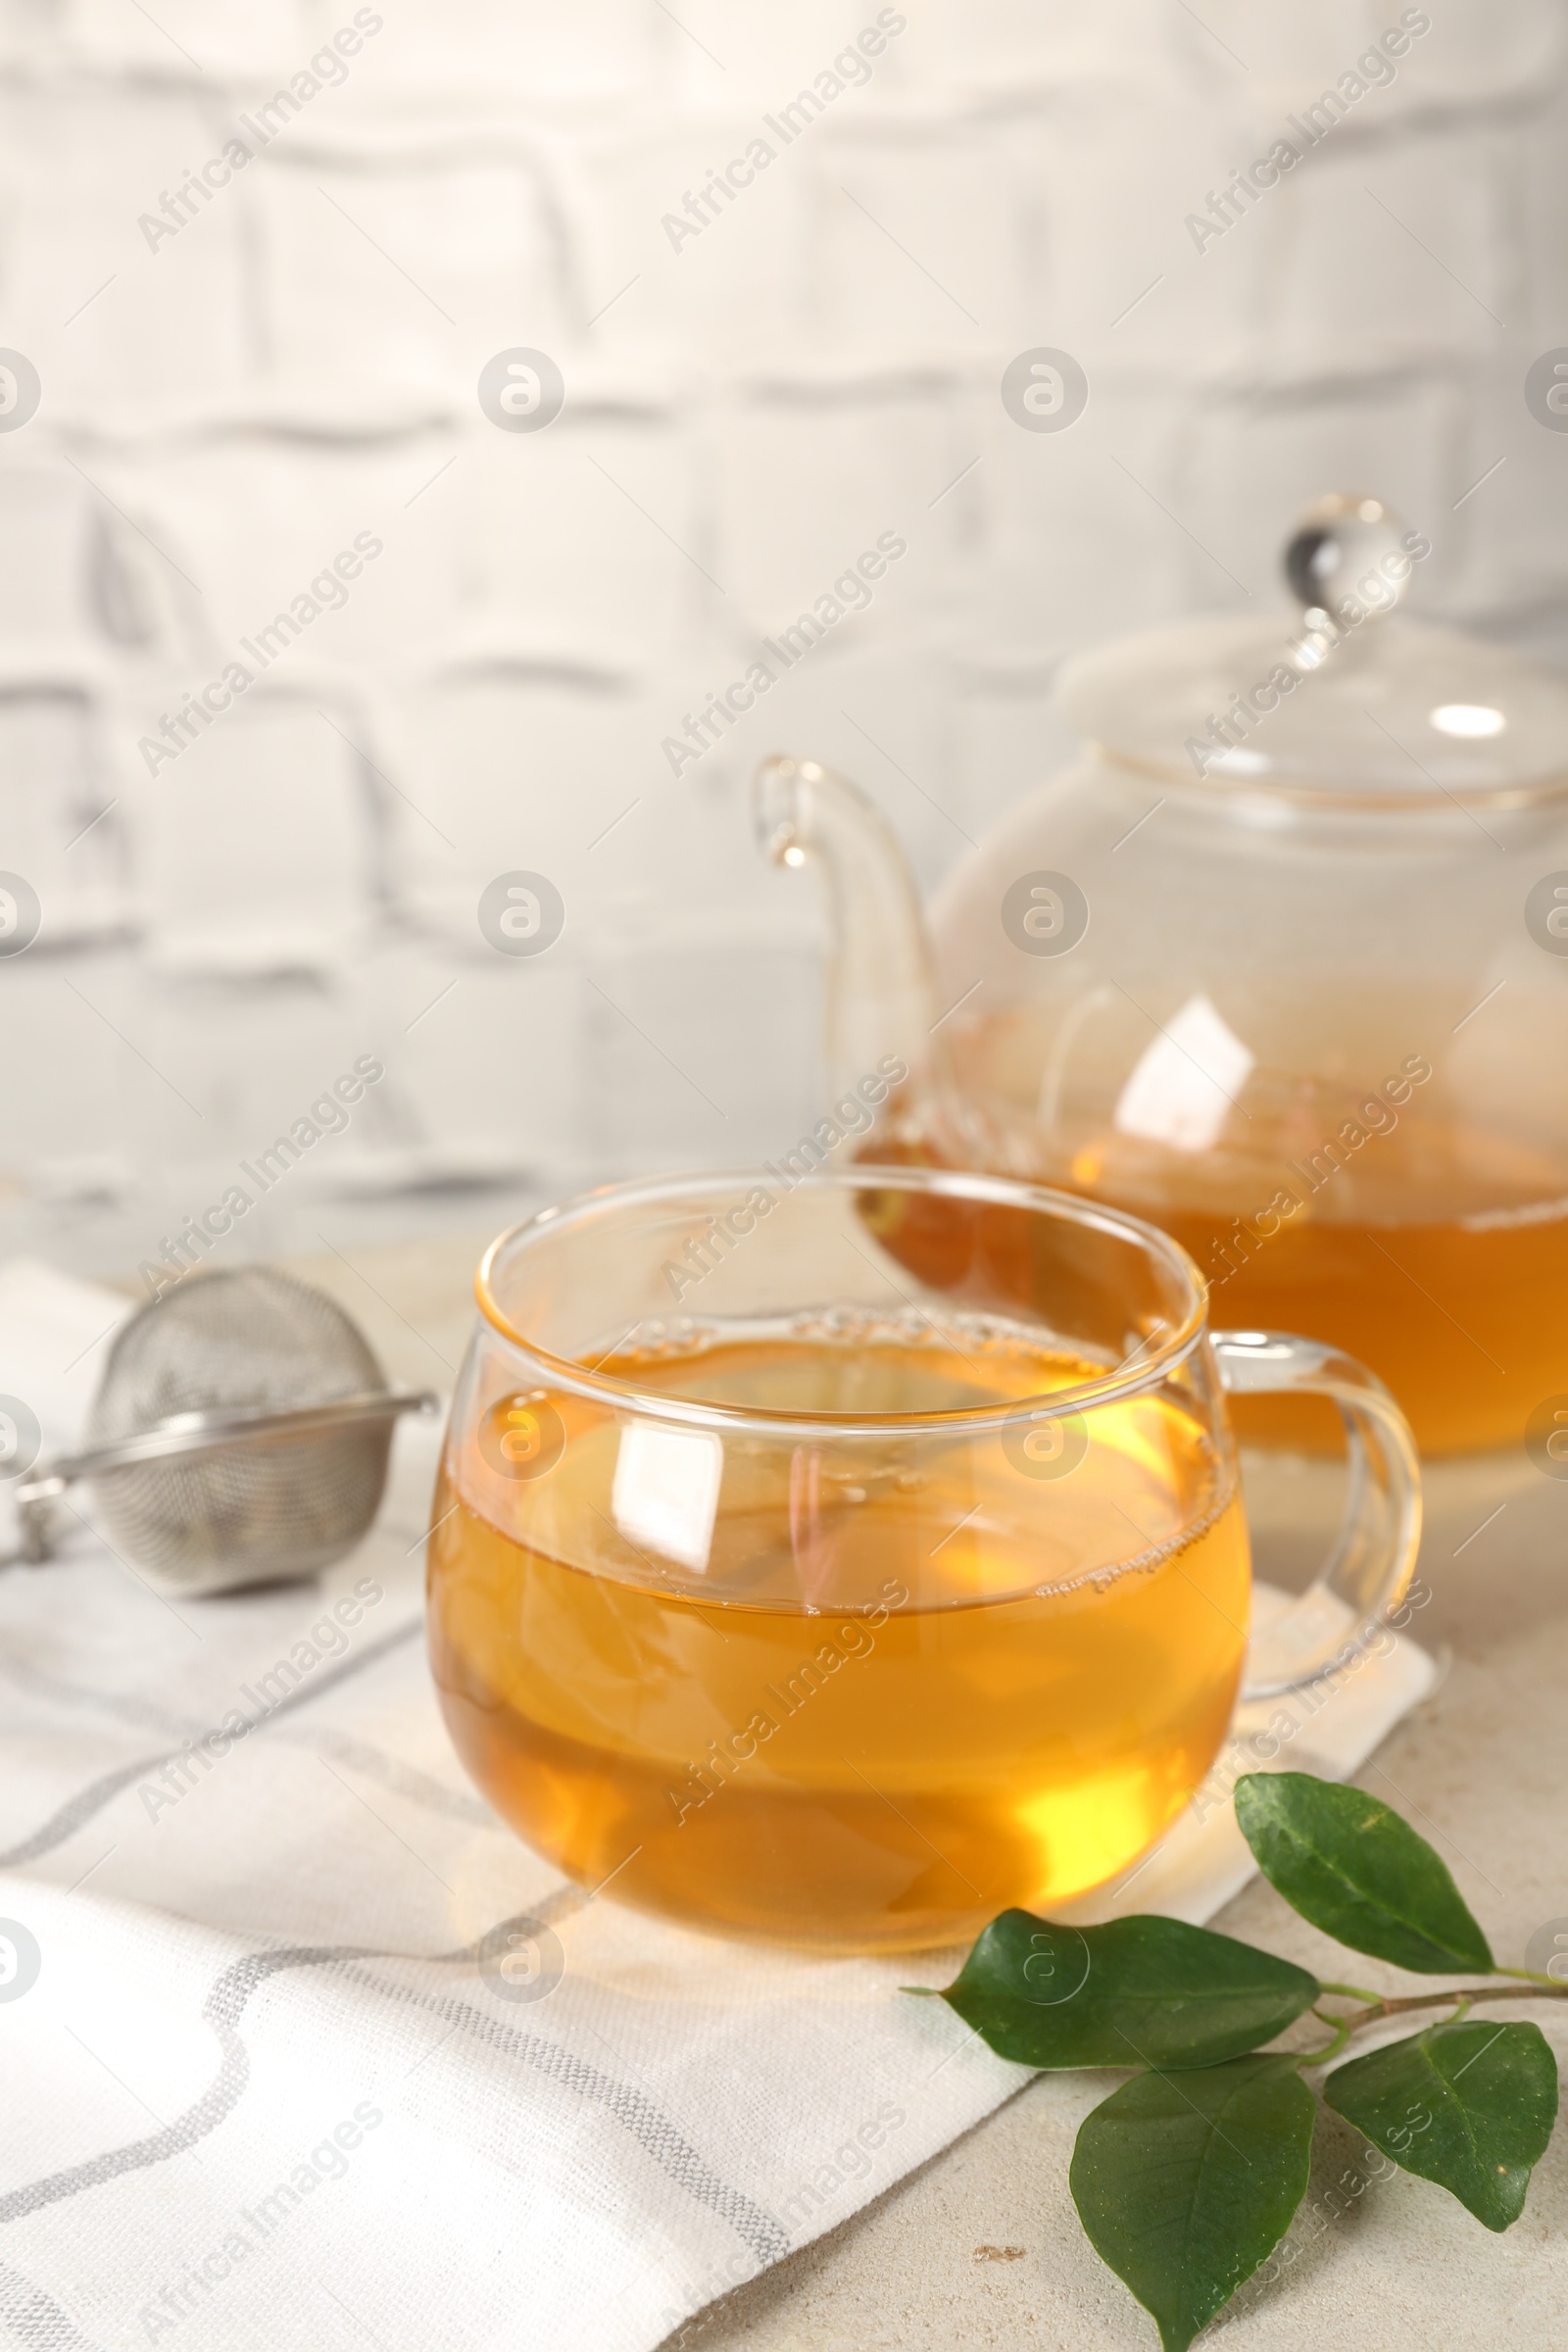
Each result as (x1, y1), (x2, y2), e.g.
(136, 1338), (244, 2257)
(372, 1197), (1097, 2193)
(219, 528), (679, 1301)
(754, 495), (1568, 1459)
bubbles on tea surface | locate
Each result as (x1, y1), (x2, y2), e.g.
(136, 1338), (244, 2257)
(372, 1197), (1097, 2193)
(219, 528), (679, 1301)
(613, 1305), (1102, 1374)
(584, 1308), (1114, 1438)
(782, 1303), (1095, 1359)
(789, 1304), (942, 1348)
(612, 1318), (715, 1358)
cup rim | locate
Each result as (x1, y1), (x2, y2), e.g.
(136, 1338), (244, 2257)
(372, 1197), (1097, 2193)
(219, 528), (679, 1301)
(473, 1164), (1210, 1439)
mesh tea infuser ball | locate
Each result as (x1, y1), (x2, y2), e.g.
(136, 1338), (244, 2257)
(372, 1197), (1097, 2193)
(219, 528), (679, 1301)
(12, 1266), (436, 1597)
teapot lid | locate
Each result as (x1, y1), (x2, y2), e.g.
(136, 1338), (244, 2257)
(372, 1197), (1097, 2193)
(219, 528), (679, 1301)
(1058, 495), (1568, 807)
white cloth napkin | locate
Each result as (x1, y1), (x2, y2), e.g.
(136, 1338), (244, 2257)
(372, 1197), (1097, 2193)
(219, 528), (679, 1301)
(0, 1262), (1435, 2352)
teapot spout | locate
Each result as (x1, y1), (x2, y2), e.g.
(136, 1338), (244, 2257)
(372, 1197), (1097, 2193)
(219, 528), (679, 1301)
(754, 754), (947, 1139)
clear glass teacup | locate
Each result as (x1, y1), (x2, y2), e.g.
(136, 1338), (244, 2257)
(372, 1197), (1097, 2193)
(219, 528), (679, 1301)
(426, 1165), (1420, 1953)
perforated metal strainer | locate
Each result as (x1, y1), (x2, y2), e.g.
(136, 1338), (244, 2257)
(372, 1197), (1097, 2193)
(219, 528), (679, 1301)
(12, 1267), (436, 1596)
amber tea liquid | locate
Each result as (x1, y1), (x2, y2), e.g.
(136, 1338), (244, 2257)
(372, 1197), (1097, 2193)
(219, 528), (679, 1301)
(925, 1000), (1568, 1456)
(428, 1320), (1249, 1953)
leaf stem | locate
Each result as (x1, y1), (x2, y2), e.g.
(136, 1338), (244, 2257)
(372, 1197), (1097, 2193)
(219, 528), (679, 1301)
(1296, 2009), (1355, 2067)
(1495, 1965), (1566, 1988)
(1319, 1978), (1382, 2003)
(1298, 1979), (1568, 2063)
(1343, 1983), (1568, 2022)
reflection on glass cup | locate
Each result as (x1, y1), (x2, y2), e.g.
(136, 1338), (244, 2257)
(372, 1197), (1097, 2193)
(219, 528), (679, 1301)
(427, 1167), (1420, 1953)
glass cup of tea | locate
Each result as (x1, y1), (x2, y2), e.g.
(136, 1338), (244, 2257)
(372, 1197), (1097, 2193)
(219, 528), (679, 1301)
(427, 1166), (1421, 1954)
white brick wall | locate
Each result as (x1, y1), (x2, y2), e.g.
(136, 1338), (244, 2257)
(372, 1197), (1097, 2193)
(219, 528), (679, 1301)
(0, 0), (1565, 1283)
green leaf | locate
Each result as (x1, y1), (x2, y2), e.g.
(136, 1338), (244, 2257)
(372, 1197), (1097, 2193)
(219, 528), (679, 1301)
(1325, 2020), (1559, 2231)
(938, 1910), (1318, 2071)
(1234, 1773), (1494, 1975)
(1069, 2054), (1315, 2352)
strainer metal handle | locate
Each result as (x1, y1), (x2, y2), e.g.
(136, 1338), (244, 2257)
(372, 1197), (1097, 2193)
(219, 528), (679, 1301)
(9, 1390), (437, 1567)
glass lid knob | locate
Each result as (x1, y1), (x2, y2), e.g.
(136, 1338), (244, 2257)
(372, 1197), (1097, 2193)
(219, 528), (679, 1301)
(1283, 492), (1412, 630)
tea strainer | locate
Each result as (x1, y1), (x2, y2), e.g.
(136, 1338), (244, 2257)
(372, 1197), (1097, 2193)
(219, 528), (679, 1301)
(10, 1266), (436, 1597)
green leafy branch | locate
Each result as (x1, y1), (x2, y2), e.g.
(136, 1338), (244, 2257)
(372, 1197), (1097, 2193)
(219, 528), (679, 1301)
(910, 1772), (1564, 2352)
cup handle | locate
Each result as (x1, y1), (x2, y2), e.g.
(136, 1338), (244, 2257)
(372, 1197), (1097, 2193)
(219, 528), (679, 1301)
(1210, 1330), (1423, 1701)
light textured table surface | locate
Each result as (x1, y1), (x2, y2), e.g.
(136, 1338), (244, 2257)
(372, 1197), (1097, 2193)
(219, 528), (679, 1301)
(292, 1230), (1568, 2352)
